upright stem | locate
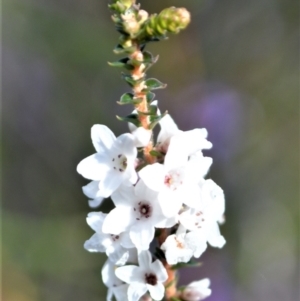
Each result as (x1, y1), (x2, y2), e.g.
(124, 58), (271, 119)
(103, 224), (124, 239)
(130, 46), (156, 164)
(158, 229), (178, 300)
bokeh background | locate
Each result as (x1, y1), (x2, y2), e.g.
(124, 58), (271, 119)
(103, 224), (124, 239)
(3, 0), (299, 300)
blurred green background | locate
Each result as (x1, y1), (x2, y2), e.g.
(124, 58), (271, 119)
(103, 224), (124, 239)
(3, 0), (299, 300)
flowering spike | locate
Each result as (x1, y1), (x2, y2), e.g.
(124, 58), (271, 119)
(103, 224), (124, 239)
(77, 2), (226, 301)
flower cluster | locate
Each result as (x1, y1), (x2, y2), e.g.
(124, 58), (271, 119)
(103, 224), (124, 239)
(78, 114), (225, 301)
(77, 1), (226, 300)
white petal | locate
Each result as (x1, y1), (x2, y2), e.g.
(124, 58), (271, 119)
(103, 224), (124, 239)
(134, 180), (159, 201)
(120, 231), (135, 249)
(182, 184), (202, 209)
(157, 114), (179, 147)
(101, 259), (123, 287)
(181, 278), (212, 301)
(84, 233), (106, 252)
(99, 170), (124, 197)
(139, 164), (165, 191)
(86, 212), (106, 232)
(111, 183), (136, 206)
(130, 224), (155, 251)
(150, 260), (168, 282)
(82, 181), (101, 199)
(115, 265), (139, 283)
(158, 190), (182, 217)
(148, 282), (165, 300)
(107, 244), (129, 266)
(77, 153), (109, 181)
(207, 222), (226, 248)
(155, 215), (177, 228)
(127, 283), (148, 301)
(88, 198), (104, 208)
(185, 230), (207, 258)
(138, 250), (152, 270)
(102, 207), (132, 234)
(131, 127), (152, 147)
(112, 133), (137, 158)
(91, 124), (116, 152)
(113, 284), (129, 301)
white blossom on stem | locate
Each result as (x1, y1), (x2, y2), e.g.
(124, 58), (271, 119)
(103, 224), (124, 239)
(77, 124), (137, 198)
(84, 212), (135, 265)
(179, 179), (226, 248)
(115, 250), (168, 301)
(180, 278), (212, 301)
(161, 225), (207, 265)
(102, 259), (129, 301)
(102, 181), (177, 250)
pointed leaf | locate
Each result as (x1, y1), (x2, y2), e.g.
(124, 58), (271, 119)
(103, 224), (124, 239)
(116, 114), (141, 127)
(117, 93), (143, 105)
(122, 73), (145, 87)
(149, 110), (168, 129)
(144, 78), (167, 90)
(149, 150), (164, 157)
(146, 92), (155, 102)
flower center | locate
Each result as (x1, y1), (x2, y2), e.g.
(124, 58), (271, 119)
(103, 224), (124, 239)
(194, 211), (205, 228)
(145, 273), (157, 286)
(133, 201), (152, 220)
(110, 234), (120, 242)
(112, 154), (127, 172)
(164, 169), (183, 191)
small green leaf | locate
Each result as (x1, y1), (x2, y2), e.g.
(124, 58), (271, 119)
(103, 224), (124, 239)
(146, 92), (155, 102)
(170, 297), (182, 301)
(118, 93), (132, 104)
(122, 73), (145, 87)
(108, 58), (134, 70)
(137, 104), (157, 116)
(117, 93), (143, 105)
(149, 150), (164, 157)
(144, 78), (167, 90)
(171, 260), (202, 270)
(149, 111), (168, 129)
(116, 114), (141, 127)
(113, 44), (136, 55)
(143, 51), (159, 64)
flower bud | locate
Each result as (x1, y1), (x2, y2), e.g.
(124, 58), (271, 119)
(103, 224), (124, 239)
(180, 279), (211, 301)
(145, 6), (191, 37)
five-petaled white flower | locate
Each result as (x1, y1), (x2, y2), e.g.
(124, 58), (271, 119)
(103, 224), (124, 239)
(115, 250), (168, 301)
(161, 225), (207, 265)
(102, 181), (177, 250)
(77, 124), (138, 198)
(179, 179), (226, 248)
(84, 212), (135, 265)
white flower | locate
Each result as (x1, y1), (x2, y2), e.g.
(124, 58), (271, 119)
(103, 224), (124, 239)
(102, 259), (129, 301)
(179, 179), (226, 248)
(156, 114), (212, 158)
(82, 180), (105, 208)
(139, 130), (211, 217)
(180, 278), (211, 301)
(84, 212), (135, 265)
(115, 250), (168, 301)
(161, 225), (207, 265)
(77, 125), (138, 198)
(102, 181), (177, 250)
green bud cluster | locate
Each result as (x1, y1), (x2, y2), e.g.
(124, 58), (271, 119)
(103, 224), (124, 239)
(108, 0), (136, 14)
(108, 1), (191, 131)
(145, 7), (191, 37)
